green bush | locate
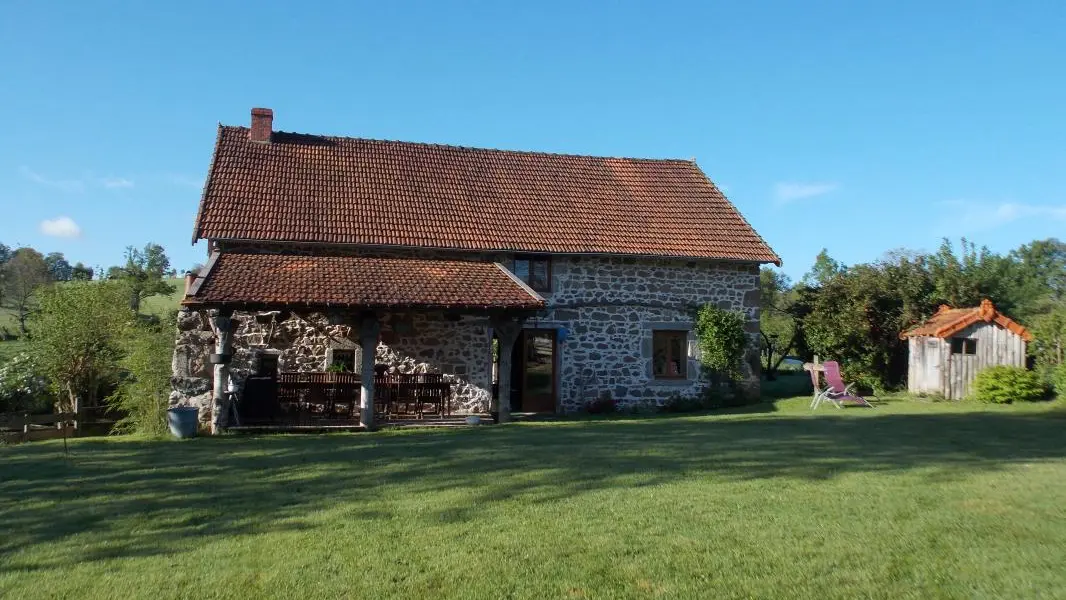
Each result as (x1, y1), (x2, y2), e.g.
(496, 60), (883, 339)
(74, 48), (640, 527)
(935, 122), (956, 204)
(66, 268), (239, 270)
(0, 352), (54, 414)
(659, 393), (707, 413)
(694, 304), (748, 382)
(971, 366), (1047, 404)
(108, 316), (175, 436)
(1051, 363), (1066, 399)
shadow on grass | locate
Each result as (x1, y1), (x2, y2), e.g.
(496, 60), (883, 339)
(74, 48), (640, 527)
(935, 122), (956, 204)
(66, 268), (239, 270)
(1, 404), (1064, 571)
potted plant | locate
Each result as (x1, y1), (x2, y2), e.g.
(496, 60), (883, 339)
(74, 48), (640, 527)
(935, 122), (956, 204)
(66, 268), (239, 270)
(465, 414), (481, 426)
(325, 362), (348, 381)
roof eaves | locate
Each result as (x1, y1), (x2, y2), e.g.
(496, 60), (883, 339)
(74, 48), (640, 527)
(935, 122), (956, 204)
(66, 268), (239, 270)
(191, 123), (224, 244)
(492, 262), (547, 307)
(687, 163), (781, 266)
(207, 237), (774, 264)
(186, 250), (220, 298)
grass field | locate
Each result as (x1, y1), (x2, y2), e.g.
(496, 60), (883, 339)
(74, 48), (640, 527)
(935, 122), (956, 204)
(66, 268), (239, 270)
(2, 397), (1065, 599)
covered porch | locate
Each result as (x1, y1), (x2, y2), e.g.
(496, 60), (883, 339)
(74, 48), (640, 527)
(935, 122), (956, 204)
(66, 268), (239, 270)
(237, 371), (454, 427)
(179, 251), (545, 432)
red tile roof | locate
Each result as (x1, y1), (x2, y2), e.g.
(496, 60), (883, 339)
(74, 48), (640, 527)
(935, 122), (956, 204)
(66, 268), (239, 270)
(900, 299), (1032, 341)
(182, 252), (545, 310)
(193, 124), (780, 264)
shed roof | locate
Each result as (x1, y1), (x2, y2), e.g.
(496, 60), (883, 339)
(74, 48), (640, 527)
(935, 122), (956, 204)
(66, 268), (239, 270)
(192, 119), (779, 264)
(900, 299), (1032, 341)
(182, 252), (545, 311)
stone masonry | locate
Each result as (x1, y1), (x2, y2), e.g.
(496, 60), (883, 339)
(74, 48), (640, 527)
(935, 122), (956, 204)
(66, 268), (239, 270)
(171, 308), (493, 425)
(171, 249), (760, 423)
(537, 255), (760, 412)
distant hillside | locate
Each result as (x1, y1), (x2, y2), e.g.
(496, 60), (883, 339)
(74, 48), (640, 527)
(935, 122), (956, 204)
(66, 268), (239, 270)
(0, 278), (185, 362)
(141, 277), (186, 318)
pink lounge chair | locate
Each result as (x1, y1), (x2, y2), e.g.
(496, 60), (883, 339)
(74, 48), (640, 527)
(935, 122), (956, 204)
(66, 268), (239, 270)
(812, 361), (874, 409)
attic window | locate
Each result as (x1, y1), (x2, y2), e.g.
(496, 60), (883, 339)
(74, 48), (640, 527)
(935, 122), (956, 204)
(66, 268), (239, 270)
(512, 256), (551, 292)
(950, 338), (977, 355)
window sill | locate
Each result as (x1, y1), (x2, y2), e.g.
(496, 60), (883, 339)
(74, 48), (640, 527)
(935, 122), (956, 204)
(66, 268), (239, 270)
(649, 378), (695, 387)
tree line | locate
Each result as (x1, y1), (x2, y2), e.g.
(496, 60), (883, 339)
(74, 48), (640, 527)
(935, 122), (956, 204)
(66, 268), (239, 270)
(0, 242), (183, 435)
(760, 237), (1066, 392)
(0, 242), (179, 338)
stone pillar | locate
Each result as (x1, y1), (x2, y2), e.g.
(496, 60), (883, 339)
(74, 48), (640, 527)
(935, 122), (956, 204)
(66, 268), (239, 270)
(211, 311), (234, 434)
(492, 316), (522, 424)
(359, 314), (380, 430)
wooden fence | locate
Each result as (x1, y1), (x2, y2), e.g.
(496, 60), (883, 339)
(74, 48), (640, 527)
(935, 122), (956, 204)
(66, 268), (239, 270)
(0, 406), (118, 443)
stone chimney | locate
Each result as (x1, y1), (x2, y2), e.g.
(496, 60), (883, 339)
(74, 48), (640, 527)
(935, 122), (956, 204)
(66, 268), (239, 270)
(249, 107), (273, 142)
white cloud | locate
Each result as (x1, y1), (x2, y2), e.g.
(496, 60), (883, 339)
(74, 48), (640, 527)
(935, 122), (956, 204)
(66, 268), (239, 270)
(19, 166), (84, 192)
(935, 200), (1066, 234)
(39, 216), (82, 238)
(774, 182), (840, 204)
(100, 177), (134, 189)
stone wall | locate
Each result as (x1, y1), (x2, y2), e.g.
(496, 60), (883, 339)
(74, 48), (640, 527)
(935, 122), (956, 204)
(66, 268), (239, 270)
(170, 308), (494, 424)
(172, 245), (761, 423)
(537, 255), (760, 412)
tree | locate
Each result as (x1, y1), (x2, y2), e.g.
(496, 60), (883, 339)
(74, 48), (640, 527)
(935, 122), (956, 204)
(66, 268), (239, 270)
(28, 281), (133, 412)
(108, 243), (177, 313)
(71, 262), (94, 281)
(2, 248), (52, 336)
(801, 249), (843, 287)
(44, 251), (73, 281)
(759, 268), (804, 380)
(803, 253), (936, 390)
(109, 316), (175, 436)
(1030, 304), (1066, 376)
(0, 242), (9, 308)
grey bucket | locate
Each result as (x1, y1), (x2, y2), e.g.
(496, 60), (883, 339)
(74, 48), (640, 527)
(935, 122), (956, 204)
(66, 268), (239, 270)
(167, 407), (200, 439)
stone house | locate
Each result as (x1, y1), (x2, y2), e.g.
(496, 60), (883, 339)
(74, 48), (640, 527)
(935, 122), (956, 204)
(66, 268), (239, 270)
(172, 108), (779, 432)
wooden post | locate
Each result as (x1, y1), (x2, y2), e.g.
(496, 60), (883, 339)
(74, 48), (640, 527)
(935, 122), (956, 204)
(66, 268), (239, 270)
(359, 314), (380, 430)
(211, 311), (234, 434)
(492, 317), (522, 424)
(803, 355), (823, 399)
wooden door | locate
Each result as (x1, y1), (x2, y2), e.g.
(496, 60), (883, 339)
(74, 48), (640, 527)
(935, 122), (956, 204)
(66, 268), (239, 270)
(511, 330), (557, 413)
(922, 339), (940, 393)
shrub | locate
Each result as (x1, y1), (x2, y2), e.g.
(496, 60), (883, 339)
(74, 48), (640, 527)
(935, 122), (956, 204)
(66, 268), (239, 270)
(0, 353), (54, 414)
(108, 316), (175, 436)
(659, 393), (706, 413)
(693, 304), (748, 382)
(971, 366), (1047, 404)
(1051, 363), (1066, 399)
(584, 391), (617, 414)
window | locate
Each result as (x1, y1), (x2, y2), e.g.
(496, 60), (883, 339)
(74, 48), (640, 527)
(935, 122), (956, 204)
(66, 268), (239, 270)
(256, 354), (279, 377)
(653, 331), (688, 379)
(950, 338), (977, 355)
(512, 256), (551, 292)
(329, 349), (356, 372)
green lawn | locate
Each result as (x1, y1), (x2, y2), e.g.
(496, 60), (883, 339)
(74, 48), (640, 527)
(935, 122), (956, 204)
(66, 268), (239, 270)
(2, 398), (1065, 599)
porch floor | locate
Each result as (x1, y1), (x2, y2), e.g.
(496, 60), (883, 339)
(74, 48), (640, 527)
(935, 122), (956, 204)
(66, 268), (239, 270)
(227, 414), (489, 433)
(225, 412), (553, 433)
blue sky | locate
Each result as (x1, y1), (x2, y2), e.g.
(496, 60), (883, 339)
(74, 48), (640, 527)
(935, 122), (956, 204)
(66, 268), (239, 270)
(2, 1), (1064, 281)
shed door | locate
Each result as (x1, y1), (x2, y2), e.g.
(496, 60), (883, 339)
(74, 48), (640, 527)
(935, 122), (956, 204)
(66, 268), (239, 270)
(921, 339), (940, 393)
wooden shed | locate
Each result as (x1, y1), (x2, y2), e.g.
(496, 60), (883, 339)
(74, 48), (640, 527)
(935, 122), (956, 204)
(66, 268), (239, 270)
(901, 299), (1032, 399)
